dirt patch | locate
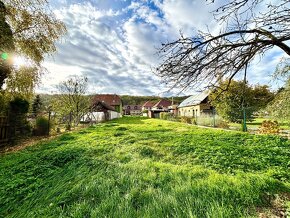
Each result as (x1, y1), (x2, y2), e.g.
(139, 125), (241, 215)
(257, 193), (290, 218)
(0, 135), (59, 154)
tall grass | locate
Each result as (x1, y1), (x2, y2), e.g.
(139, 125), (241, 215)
(0, 117), (289, 217)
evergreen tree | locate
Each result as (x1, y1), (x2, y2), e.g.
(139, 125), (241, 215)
(32, 94), (42, 117)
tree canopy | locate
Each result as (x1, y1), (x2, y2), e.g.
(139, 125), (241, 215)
(54, 76), (90, 126)
(210, 80), (274, 123)
(156, 0), (290, 91)
(267, 74), (290, 124)
(0, 0), (66, 87)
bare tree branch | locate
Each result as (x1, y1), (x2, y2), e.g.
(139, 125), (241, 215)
(155, 0), (290, 91)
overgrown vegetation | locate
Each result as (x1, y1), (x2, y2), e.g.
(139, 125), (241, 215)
(210, 80), (274, 123)
(0, 117), (289, 217)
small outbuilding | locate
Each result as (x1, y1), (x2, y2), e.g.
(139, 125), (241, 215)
(178, 91), (214, 117)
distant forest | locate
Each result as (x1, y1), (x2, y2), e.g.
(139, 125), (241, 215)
(39, 94), (189, 108)
(120, 95), (189, 105)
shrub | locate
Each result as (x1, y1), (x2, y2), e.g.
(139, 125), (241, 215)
(160, 112), (177, 121)
(258, 120), (280, 134)
(35, 116), (49, 136)
(160, 112), (166, 120)
(196, 115), (212, 126)
(180, 116), (192, 124)
(217, 120), (229, 129)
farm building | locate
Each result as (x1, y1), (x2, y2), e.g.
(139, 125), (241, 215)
(149, 99), (172, 118)
(81, 100), (120, 123)
(92, 94), (123, 114)
(141, 101), (155, 111)
(178, 91), (214, 117)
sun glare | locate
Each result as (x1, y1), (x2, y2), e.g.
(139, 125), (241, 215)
(13, 56), (27, 67)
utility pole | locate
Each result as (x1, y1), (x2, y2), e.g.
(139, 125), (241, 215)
(242, 63), (248, 132)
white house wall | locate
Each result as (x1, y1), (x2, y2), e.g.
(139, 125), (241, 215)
(109, 111), (120, 120)
(179, 105), (201, 117)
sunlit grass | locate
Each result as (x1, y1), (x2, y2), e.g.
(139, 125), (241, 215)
(0, 117), (289, 217)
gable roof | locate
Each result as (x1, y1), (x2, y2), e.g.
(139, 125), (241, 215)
(178, 91), (210, 108)
(92, 94), (122, 106)
(92, 100), (116, 111)
(142, 101), (155, 107)
(153, 99), (172, 108)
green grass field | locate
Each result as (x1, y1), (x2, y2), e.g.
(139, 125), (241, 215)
(1, 117), (290, 217)
(229, 118), (290, 130)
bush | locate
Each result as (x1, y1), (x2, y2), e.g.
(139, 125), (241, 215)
(34, 116), (49, 136)
(180, 116), (192, 124)
(258, 120), (280, 134)
(196, 115), (213, 126)
(160, 112), (178, 121)
(195, 115), (228, 128)
(160, 112), (166, 120)
(217, 120), (229, 129)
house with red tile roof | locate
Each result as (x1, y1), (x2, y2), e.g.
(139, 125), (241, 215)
(148, 99), (173, 118)
(141, 101), (155, 111)
(152, 99), (172, 111)
(92, 94), (123, 114)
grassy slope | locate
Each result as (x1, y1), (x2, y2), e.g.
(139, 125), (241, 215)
(230, 118), (290, 130)
(0, 117), (290, 217)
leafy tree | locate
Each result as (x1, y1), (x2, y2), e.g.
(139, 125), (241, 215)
(4, 66), (40, 101)
(0, 1), (14, 88)
(210, 80), (274, 123)
(156, 0), (290, 90)
(0, 0), (66, 87)
(8, 97), (30, 136)
(55, 76), (89, 126)
(267, 77), (290, 124)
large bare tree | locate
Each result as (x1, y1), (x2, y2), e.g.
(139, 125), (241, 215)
(156, 0), (290, 91)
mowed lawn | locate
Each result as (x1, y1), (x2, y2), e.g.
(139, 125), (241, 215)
(1, 117), (290, 217)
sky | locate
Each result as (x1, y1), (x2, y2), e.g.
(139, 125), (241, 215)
(37, 0), (287, 96)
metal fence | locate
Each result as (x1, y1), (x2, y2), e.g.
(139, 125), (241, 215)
(0, 116), (8, 145)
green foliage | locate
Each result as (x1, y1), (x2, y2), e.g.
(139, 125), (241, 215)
(34, 116), (49, 136)
(210, 80), (274, 123)
(267, 78), (290, 124)
(0, 117), (289, 217)
(32, 94), (43, 116)
(9, 97), (29, 114)
(55, 76), (90, 126)
(0, 1), (14, 88)
(160, 112), (166, 120)
(8, 97), (30, 136)
(4, 0), (66, 64)
(180, 116), (192, 124)
(4, 66), (40, 101)
(258, 120), (280, 135)
(217, 120), (229, 129)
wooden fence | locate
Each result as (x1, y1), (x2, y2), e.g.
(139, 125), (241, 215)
(0, 116), (9, 145)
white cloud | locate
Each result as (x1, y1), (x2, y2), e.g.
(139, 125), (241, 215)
(39, 0), (285, 96)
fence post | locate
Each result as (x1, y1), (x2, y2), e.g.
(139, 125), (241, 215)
(47, 110), (51, 136)
(212, 108), (216, 127)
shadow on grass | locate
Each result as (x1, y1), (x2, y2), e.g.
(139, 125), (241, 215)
(0, 146), (288, 218)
